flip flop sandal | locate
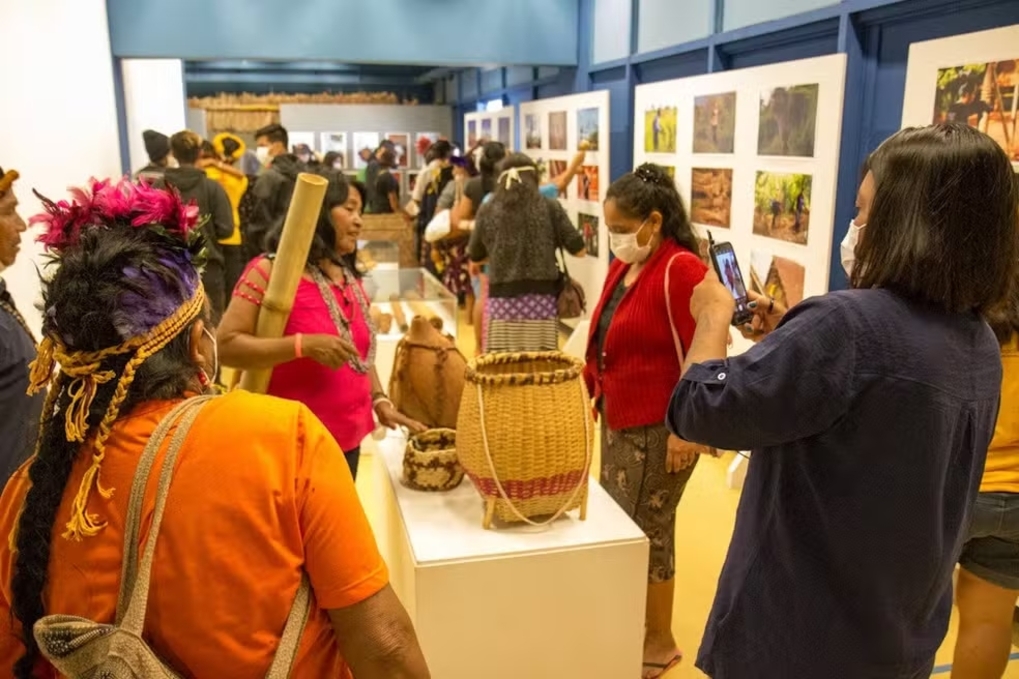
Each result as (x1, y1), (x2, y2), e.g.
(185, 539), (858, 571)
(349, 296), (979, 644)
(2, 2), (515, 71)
(642, 653), (683, 679)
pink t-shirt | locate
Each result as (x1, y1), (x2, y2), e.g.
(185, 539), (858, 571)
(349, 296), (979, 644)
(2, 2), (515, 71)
(249, 260), (375, 452)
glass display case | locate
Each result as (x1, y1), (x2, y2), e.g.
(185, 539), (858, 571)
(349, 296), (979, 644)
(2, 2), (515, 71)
(358, 239), (400, 271)
(365, 267), (458, 339)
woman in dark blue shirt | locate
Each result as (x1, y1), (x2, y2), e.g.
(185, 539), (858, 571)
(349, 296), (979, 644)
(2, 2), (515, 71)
(669, 123), (1019, 679)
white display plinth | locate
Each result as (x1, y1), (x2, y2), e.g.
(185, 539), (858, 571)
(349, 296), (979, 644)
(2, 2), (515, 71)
(368, 433), (649, 679)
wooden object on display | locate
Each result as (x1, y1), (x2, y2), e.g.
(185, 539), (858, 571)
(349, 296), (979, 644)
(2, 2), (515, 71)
(239, 173), (329, 394)
(389, 294), (410, 332)
(361, 214), (417, 268)
(388, 316), (467, 431)
(403, 291), (442, 331)
(456, 352), (593, 530)
(402, 429), (465, 492)
(370, 306), (394, 334)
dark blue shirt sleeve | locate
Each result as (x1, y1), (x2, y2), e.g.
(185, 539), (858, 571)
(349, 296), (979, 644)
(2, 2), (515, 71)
(667, 294), (857, 450)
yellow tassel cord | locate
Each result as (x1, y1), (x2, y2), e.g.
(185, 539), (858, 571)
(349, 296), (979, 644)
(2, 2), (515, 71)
(23, 285), (207, 542)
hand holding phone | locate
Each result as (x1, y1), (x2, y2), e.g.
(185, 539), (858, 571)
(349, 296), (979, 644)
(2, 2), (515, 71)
(707, 233), (754, 327)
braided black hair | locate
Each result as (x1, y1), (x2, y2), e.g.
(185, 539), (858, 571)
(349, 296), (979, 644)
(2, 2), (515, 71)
(477, 141), (507, 196)
(11, 227), (205, 677)
(606, 163), (700, 254)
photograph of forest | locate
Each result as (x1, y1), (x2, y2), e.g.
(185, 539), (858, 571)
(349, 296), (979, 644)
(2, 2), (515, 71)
(757, 84), (819, 157)
(753, 171), (812, 245)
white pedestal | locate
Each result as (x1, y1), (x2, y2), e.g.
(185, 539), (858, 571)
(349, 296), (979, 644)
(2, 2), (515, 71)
(368, 433), (649, 679)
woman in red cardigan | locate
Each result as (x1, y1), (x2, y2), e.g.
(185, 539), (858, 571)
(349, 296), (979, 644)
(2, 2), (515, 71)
(583, 163), (710, 679)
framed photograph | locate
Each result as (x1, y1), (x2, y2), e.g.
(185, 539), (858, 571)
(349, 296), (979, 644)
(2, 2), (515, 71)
(386, 133), (411, 168)
(549, 111), (568, 150)
(576, 165), (600, 201)
(690, 167), (733, 228)
(480, 119), (493, 141)
(757, 84), (819, 157)
(644, 106), (677, 153)
(498, 117), (511, 146)
(525, 114), (542, 149)
(753, 171), (812, 245)
(289, 131), (317, 155)
(547, 160), (568, 198)
(415, 132), (440, 167)
(320, 132), (348, 169)
(579, 212), (600, 257)
(467, 120), (478, 147)
(751, 250), (806, 309)
(694, 92), (737, 154)
(577, 108), (600, 150)
(902, 25), (1019, 168)
(352, 132), (381, 169)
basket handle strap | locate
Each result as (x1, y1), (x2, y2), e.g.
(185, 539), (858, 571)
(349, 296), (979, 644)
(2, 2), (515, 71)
(475, 378), (592, 528)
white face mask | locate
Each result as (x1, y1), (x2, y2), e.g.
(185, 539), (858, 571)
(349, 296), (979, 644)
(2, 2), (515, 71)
(202, 326), (219, 386)
(167, 156), (180, 169)
(255, 146), (271, 164)
(840, 219), (866, 277)
(609, 220), (651, 264)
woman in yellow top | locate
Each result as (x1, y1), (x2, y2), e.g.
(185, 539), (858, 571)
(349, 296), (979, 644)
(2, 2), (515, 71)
(200, 134), (249, 292)
(952, 281), (1019, 679)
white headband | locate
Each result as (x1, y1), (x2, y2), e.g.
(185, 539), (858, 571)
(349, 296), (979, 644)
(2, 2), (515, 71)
(498, 166), (536, 188)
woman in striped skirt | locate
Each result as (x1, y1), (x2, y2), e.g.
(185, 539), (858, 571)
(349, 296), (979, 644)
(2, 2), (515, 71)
(467, 153), (586, 352)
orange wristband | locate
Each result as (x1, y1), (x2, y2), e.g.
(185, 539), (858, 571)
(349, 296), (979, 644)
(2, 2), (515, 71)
(294, 333), (303, 358)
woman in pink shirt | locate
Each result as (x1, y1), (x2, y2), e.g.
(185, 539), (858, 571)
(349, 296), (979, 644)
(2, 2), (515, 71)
(218, 172), (426, 478)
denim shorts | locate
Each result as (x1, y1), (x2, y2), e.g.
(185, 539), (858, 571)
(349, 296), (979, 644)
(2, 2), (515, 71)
(959, 492), (1019, 590)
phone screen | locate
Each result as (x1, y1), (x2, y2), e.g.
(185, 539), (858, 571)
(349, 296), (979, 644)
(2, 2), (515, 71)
(710, 243), (753, 325)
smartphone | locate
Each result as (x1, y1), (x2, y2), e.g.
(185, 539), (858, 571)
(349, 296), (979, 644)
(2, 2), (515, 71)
(707, 233), (754, 327)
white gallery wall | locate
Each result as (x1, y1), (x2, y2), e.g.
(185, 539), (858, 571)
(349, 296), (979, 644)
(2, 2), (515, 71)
(122, 59), (188, 175)
(520, 91), (611, 327)
(464, 108), (517, 151)
(0, 0), (123, 335)
(633, 54), (847, 355)
(901, 24), (1019, 172)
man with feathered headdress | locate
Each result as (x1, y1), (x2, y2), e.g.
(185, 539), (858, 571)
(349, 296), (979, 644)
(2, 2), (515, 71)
(0, 165), (45, 483)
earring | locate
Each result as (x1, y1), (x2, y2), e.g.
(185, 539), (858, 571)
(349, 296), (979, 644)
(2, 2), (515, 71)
(197, 369), (211, 388)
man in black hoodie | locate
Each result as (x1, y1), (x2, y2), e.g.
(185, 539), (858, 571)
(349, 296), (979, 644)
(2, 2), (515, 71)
(134, 129), (173, 182)
(247, 123), (305, 262)
(161, 130), (234, 322)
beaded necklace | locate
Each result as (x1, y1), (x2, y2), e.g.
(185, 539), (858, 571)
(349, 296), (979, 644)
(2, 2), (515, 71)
(309, 264), (376, 374)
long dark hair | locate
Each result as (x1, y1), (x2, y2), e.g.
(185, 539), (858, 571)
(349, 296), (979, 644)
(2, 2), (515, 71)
(987, 276), (1019, 344)
(266, 170), (366, 278)
(852, 123), (1019, 315)
(477, 141), (507, 196)
(11, 228), (204, 678)
(605, 163), (700, 254)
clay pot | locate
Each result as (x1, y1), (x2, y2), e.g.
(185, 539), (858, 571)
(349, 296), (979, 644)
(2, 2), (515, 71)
(389, 316), (466, 429)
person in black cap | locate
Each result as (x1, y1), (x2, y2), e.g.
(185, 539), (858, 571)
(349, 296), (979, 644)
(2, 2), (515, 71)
(135, 129), (173, 182)
(0, 164), (44, 484)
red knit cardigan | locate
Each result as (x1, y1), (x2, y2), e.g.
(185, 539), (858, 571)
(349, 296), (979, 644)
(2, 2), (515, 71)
(583, 240), (707, 431)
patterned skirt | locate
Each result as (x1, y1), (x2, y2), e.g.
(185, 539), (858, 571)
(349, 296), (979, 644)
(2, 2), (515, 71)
(485, 293), (558, 353)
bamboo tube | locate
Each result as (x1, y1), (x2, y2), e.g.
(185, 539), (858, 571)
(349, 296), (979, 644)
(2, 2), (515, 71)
(239, 173), (329, 393)
(390, 294), (409, 333)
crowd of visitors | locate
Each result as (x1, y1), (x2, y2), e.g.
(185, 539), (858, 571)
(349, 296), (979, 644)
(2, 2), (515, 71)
(0, 120), (1015, 679)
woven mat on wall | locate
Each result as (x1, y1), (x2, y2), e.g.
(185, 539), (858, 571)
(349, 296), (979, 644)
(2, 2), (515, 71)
(189, 92), (420, 133)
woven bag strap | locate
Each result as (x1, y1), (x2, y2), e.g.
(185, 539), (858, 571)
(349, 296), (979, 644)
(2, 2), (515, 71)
(116, 395), (214, 622)
(265, 575), (312, 679)
(475, 377), (592, 528)
(118, 396), (213, 634)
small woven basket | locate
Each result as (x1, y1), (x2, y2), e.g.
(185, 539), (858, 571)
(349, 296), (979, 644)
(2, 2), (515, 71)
(402, 429), (464, 492)
(456, 352), (592, 529)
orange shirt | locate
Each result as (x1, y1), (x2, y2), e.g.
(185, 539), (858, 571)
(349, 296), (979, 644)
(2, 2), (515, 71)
(0, 390), (388, 678)
(981, 333), (1019, 493)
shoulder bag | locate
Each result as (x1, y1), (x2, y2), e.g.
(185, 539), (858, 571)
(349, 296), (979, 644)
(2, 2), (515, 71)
(552, 203), (586, 320)
(33, 396), (312, 678)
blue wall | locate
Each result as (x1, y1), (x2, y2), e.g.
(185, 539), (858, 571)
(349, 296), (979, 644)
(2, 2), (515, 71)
(105, 0), (579, 66)
(445, 0), (1019, 291)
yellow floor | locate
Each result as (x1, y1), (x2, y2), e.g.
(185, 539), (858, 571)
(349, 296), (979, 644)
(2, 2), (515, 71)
(356, 313), (1019, 678)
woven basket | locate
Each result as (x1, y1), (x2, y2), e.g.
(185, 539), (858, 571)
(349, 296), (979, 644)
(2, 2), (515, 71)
(403, 429), (464, 491)
(456, 352), (592, 529)
(389, 318), (466, 430)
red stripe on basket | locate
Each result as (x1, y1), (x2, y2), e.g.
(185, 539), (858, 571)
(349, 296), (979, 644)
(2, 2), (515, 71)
(469, 470), (587, 500)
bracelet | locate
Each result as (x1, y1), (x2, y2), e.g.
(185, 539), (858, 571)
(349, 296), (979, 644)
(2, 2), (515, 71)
(373, 397), (394, 411)
(294, 333), (303, 359)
